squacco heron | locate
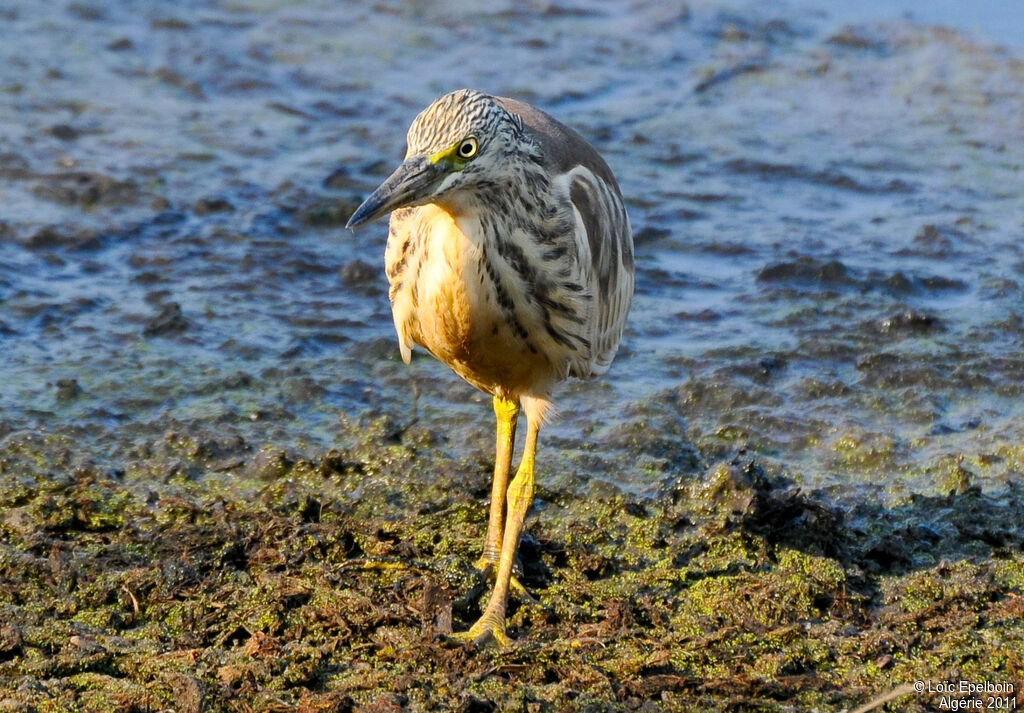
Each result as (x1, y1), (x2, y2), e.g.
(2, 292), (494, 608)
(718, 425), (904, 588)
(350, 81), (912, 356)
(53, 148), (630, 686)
(346, 89), (634, 646)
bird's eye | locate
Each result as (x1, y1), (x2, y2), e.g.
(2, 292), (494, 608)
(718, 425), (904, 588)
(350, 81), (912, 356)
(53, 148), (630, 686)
(457, 137), (478, 159)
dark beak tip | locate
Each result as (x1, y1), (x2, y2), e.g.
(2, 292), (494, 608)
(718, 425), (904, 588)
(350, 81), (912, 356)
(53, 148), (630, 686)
(344, 157), (432, 232)
(345, 201), (374, 230)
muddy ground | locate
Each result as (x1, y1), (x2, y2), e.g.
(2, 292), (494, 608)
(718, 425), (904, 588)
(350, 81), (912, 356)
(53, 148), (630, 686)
(1, 421), (1021, 712)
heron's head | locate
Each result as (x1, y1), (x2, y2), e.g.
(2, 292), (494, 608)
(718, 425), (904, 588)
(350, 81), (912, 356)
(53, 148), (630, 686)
(346, 89), (522, 229)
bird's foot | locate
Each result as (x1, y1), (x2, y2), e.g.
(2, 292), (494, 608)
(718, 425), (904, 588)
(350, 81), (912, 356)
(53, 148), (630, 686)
(452, 610), (510, 648)
(474, 555), (537, 603)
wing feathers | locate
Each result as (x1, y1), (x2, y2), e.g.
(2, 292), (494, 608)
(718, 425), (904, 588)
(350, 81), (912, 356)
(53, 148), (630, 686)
(566, 167), (634, 376)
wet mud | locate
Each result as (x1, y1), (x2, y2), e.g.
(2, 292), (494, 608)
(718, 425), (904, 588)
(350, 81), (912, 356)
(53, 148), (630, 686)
(2, 0), (1024, 710)
(1, 429), (1022, 712)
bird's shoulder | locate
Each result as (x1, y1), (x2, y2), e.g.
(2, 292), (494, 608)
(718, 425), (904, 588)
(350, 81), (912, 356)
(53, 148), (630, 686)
(492, 96), (619, 191)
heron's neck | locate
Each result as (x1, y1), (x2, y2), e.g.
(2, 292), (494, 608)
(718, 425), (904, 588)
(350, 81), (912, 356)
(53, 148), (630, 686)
(446, 167), (563, 245)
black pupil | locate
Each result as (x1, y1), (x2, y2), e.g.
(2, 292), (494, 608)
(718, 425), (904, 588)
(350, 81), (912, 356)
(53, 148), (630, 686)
(461, 142), (473, 156)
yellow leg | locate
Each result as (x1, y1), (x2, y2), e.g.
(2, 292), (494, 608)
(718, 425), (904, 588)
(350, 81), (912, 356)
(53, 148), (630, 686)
(474, 397), (535, 602)
(478, 395), (518, 564)
(459, 414), (539, 647)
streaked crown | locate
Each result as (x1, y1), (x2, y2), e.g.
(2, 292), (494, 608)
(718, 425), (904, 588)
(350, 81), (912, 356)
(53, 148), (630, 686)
(405, 89), (517, 159)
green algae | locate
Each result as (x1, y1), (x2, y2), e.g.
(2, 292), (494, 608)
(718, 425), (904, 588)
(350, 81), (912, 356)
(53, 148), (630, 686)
(1, 430), (1023, 712)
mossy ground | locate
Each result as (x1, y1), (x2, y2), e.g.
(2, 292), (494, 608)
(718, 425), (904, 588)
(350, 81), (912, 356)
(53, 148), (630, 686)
(1, 427), (1022, 712)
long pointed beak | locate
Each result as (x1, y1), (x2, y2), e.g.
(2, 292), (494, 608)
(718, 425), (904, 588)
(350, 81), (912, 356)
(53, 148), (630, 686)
(346, 156), (443, 229)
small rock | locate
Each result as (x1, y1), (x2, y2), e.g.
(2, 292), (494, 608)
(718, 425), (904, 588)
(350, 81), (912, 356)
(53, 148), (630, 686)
(106, 37), (134, 51)
(143, 302), (189, 337)
(55, 378), (82, 401)
(192, 196), (234, 215)
(246, 448), (293, 480)
(47, 124), (80, 141)
(878, 309), (942, 334)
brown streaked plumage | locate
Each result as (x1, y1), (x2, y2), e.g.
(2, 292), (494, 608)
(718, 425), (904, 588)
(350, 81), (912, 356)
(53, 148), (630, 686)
(346, 88), (633, 646)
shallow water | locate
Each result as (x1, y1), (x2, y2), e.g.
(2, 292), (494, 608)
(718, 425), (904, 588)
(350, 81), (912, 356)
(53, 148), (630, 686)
(2, 1), (1023, 500)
